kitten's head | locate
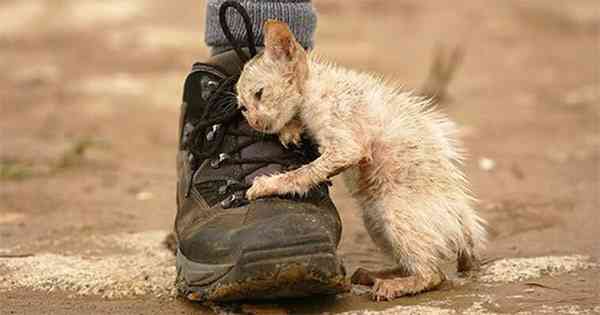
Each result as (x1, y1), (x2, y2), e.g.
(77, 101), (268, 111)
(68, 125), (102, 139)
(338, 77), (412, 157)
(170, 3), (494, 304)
(236, 20), (308, 134)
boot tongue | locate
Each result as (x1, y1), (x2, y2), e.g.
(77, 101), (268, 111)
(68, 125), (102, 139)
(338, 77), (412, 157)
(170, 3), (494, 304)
(238, 120), (285, 185)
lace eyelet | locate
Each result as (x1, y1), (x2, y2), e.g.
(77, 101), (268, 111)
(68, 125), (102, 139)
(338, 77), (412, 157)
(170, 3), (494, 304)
(207, 80), (219, 89)
(181, 122), (196, 147)
(200, 76), (220, 101)
(220, 194), (237, 208)
(206, 124), (221, 141)
(218, 185), (228, 195)
(210, 153), (230, 168)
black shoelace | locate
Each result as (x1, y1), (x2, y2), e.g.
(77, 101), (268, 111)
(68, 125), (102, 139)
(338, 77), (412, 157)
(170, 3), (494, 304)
(184, 1), (316, 208)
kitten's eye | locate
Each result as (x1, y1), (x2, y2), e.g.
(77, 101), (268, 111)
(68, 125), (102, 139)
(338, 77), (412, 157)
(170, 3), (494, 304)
(254, 88), (264, 101)
(239, 104), (247, 112)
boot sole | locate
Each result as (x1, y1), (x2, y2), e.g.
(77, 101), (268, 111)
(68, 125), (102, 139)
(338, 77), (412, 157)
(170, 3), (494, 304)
(176, 237), (349, 301)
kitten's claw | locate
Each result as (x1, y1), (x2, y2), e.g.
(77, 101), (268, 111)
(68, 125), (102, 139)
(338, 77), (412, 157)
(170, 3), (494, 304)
(278, 119), (303, 148)
(278, 128), (301, 148)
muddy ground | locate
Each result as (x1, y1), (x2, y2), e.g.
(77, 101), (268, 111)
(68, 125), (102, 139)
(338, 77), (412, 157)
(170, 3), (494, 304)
(1, 0), (599, 314)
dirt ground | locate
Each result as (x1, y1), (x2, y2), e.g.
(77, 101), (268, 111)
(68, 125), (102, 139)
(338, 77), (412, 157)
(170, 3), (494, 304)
(1, 0), (599, 314)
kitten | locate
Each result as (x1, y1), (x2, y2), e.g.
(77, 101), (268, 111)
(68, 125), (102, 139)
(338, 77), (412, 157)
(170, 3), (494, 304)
(236, 20), (486, 301)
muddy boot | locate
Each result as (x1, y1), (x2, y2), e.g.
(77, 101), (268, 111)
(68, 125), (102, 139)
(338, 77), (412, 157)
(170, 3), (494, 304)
(174, 49), (348, 302)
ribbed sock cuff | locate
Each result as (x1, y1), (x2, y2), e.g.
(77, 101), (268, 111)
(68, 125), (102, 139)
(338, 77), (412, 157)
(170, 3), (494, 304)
(205, 0), (317, 55)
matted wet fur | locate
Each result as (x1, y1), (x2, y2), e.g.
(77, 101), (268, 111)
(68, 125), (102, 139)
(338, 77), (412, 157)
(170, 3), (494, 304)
(236, 20), (486, 301)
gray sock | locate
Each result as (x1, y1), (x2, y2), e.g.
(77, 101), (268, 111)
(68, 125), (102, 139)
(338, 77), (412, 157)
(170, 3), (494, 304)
(205, 0), (317, 55)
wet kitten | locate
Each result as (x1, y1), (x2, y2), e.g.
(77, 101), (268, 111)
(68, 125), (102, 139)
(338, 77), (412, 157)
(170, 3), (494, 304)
(236, 20), (486, 301)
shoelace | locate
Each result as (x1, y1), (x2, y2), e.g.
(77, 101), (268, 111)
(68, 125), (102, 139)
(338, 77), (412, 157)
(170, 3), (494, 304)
(184, 1), (315, 208)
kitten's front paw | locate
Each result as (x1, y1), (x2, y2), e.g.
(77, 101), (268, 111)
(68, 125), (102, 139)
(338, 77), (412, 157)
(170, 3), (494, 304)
(246, 175), (280, 200)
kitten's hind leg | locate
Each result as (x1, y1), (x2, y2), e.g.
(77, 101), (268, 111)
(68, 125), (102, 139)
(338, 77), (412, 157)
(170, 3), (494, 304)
(351, 266), (411, 286)
(351, 266), (444, 301)
(370, 269), (446, 301)
(357, 194), (455, 301)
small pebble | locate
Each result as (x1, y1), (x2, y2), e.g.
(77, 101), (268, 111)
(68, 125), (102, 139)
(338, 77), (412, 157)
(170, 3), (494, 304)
(135, 191), (154, 201)
(478, 158), (496, 171)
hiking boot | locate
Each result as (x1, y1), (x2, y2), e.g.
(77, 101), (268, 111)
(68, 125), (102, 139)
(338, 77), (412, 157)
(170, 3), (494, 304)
(174, 49), (349, 302)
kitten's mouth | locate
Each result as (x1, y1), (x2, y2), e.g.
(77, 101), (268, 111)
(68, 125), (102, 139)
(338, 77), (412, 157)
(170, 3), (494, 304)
(260, 126), (275, 134)
(248, 120), (273, 134)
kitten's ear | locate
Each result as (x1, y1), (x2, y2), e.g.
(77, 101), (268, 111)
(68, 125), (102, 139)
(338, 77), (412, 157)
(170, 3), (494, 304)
(264, 20), (304, 62)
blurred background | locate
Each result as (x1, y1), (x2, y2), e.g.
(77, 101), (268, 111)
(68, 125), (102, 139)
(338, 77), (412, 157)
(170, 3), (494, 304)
(1, 0), (598, 314)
